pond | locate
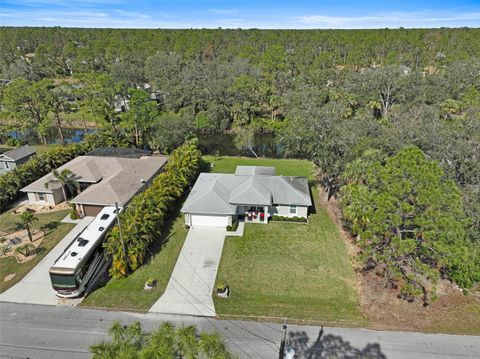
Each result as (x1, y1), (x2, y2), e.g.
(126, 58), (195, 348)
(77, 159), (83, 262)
(7, 127), (95, 144)
(197, 132), (284, 158)
(5, 128), (284, 158)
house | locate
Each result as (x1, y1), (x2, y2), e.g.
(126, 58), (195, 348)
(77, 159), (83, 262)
(182, 166), (312, 228)
(0, 145), (36, 174)
(21, 154), (168, 217)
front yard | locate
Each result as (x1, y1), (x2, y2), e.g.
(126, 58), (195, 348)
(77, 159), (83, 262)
(0, 209), (74, 293)
(81, 205), (189, 310)
(213, 187), (365, 324)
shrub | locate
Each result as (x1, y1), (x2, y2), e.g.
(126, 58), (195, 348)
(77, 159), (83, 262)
(69, 203), (78, 220)
(226, 225), (233, 231)
(103, 139), (201, 278)
(15, 243), (36, 257)
(0, 237), (8, 244)
(5, 137), (26, 147)
(300, 217), (308, 223)
(0, 243), (11, 255)
(272, 215), (279, 221)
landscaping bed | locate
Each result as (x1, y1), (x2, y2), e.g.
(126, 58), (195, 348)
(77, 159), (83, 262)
(0, 209), (73, 293)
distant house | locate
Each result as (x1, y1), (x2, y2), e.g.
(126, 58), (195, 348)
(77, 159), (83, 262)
(21, 154), (168, 217)
(182, 166), (312, 228)
(0, 145), (36, 175)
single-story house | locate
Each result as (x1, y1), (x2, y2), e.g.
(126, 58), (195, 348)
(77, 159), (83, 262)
(21, 154), (168, 217)
(0, 145), (36, 174)
(182, 166), (312, 228)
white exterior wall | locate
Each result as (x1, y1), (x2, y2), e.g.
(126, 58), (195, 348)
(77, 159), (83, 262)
(188, 214), (232, 228)
(26, 188), (63, 206)
(270, 205), (308, 218)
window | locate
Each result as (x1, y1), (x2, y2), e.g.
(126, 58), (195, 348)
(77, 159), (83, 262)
(5, 162), (10, 170)
(289, 205), (297, 214)
(38, 193), (45, 201)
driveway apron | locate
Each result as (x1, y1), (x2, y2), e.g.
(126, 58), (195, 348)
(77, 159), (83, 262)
(0, 216), (94, 305)
(149, 227), (226, 317)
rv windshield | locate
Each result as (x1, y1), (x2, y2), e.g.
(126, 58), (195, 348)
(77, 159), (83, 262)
(50, 273), (77, 289)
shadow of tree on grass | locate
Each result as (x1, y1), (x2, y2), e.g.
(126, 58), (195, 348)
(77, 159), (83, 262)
(288, 327), (387, 359)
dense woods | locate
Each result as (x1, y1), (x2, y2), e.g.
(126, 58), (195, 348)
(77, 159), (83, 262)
(0, 27), (479, 300)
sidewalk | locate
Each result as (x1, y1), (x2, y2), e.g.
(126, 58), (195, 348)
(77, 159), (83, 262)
(0, 216), (94, 305)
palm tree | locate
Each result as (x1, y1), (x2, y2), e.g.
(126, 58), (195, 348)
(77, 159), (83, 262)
(18, 211), (39, 242)
(44, 169), (79, 204)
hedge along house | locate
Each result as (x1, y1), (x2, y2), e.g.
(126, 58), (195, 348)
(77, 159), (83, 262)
(21, 154), (168, 216)
(0, 145), (36, 175)
(182, 166), (312, 228)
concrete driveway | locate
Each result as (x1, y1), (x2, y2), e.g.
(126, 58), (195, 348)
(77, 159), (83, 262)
(149, 227), (226, 317)
(0, 216), (93, 306)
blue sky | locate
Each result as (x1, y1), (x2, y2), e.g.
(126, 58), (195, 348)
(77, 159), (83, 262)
(1, 0), (480, 28)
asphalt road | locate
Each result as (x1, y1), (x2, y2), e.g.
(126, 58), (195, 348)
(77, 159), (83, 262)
(1, 302), (479, 359)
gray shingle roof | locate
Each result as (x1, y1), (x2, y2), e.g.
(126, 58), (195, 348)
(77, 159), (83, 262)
(182, 166), (311, 215)
(0, 145), (36, 162)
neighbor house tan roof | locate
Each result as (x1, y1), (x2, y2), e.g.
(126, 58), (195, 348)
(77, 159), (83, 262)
(22, 155), (168, 206)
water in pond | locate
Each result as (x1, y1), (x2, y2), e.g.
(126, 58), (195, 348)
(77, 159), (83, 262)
(197, 132), (283, 158)
(7, 127), (95, 144)
(6, 128), (283, 158)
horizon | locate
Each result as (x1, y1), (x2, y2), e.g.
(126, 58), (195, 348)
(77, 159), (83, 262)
(1, 0), (480, 29)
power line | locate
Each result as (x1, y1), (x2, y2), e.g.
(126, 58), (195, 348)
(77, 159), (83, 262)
(167, 274), (275, 358)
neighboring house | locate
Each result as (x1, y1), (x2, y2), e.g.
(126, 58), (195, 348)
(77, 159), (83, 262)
(21, 154), (168, 216)
(0, 145), (36, 174)
(182, 166), (312, 228)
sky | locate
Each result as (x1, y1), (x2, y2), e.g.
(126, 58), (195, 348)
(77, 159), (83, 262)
(1, 0), (480, 29)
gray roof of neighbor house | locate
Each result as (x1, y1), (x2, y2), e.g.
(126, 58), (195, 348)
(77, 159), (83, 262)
(22, 155), (168, 206)
(0, 145), (36, 162)
(182, 166), (311, 215)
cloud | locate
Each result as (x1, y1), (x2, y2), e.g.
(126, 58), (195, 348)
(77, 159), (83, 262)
(294, 11), (480, 28)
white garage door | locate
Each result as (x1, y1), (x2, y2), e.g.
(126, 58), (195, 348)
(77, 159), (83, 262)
(191, 215), (229, 227)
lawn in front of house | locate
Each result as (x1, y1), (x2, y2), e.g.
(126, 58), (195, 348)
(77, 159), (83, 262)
(214, 188), (365, 324)
(81, 205), (188, 311)
(0, 209), (73, 293)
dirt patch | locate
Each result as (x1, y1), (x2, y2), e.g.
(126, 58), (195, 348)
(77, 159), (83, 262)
(317, 187), (480, 334)
(3, 273), (16, 282)
(11, 202), (69, 215)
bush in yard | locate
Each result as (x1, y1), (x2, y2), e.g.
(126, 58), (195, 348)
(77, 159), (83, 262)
(340, 147), (479, 303)
(103, 140), (201, 278)
(68, 203), (78, 220)
(15, 243), (36, 257)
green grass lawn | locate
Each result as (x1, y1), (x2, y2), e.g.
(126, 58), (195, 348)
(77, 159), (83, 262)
(81, 205), (189, 311)
(0, 209), (73, 293)
(203, 156), (315, 180)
